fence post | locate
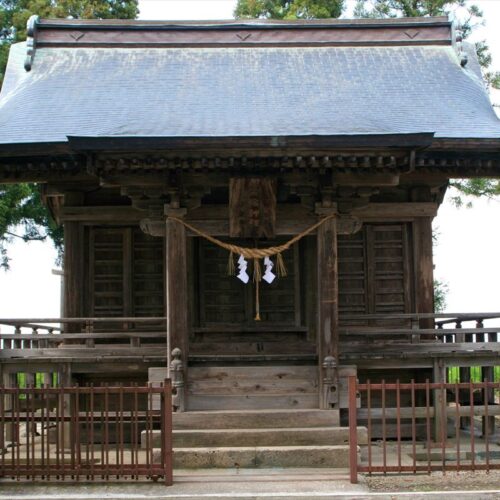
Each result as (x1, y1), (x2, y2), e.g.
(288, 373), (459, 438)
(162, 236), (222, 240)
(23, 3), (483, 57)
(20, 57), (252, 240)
(348, 375), (358, 484)
(162, 379), (173, 486)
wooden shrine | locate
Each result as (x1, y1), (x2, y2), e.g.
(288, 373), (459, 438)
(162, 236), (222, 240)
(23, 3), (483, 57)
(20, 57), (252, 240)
(0, 16), (499, 416)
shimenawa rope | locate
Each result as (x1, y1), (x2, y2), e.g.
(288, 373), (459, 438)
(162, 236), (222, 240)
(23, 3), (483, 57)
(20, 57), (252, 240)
(168, 214), (336, 320)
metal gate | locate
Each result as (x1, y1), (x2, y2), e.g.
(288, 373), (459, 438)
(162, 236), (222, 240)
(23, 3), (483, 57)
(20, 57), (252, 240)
(349, 376), (500, 483)
(0, 382), (173, 484)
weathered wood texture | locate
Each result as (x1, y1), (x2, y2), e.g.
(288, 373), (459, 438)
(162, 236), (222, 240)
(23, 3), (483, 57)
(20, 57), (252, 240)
(229, 178), (277, 238)
(87, 227), (164, 319)
(166, 217), (189, 371)
(64, 221), (84, 332)
(187, 365), (318, 410)
(338, 223), (412, 324)
(317, 215), (339, 408)
(413, 217), (434, 316)
(196, 239), (299, 327)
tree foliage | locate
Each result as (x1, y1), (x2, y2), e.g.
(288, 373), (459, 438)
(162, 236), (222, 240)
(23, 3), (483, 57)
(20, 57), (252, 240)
(0, 1), (138, 269)
(0, 184), (63, 269)
(235, 0), (344, 20)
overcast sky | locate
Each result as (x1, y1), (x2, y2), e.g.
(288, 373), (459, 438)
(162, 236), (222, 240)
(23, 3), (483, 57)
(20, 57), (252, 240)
(0, 0), (499, 323)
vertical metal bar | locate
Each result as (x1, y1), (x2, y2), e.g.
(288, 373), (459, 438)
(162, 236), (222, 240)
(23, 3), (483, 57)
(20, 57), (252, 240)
(348, 376), (358, 484)
(60, 385), (65, 481)
(411, 380), (416, 474)
(132, 384), (141, 480)
(484, 379), (490, 472)
(115, 389), (119, 479)
(90, 385), (95, 481)
(470, 380), (475, 471)
(382, 379), (387, 474)
(455, 381), (460, 473)
(15, 386), (20, 481)
(69, 388), (75, 480)
(46, 383), (51, 481)
(85, 385), (90, 479)
(25, 386), (30, 480)
(55, 386), (61, 479)
(0, 385), (5, 478)
(147, 384), (153, 478)
(41, 385), (46, 480)
(11, 390), (16, 480)
(396, 379), (401, 473)
(30, 385), (36, 481)
(119, 384), (124, 479)
(104, 384), (110, 480)
(74, 386), (81, 481)
(367, 379), (372, 475)
(163, 380), (173, 486)
(425, 379), (431, 475)
(100, 386), (104, 480)
(441, 381), (446, 475)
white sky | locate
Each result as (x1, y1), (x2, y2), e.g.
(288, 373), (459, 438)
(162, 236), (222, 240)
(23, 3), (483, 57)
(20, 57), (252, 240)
(0, 0), (499, 321)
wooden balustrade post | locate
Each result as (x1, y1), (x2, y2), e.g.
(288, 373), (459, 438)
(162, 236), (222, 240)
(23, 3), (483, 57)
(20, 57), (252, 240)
(170, 348), (185, 412)
(433, 358), (446, 443)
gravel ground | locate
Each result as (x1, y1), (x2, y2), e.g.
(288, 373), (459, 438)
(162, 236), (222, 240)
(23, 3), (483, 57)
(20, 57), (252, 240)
(365, 470), (500, 492)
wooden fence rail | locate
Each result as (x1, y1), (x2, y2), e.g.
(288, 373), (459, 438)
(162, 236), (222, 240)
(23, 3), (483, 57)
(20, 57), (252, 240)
(0, 382), (173, 484)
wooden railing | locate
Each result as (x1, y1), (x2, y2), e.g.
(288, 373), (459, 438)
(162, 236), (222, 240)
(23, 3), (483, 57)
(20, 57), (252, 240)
(0, 317), (167, 350)
(0, 313), (499, 358)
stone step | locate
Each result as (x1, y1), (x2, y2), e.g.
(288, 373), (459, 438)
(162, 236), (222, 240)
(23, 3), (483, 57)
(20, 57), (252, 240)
(143, 426), (367, 448)
(173, 409), (339, 430)
(155, 445), (351, 468)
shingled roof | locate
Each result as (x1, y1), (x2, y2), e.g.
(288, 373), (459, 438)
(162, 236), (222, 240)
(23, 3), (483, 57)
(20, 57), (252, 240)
(0, 16), (499, 151)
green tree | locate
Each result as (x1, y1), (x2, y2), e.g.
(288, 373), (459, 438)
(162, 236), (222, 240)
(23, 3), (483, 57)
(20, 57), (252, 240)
(235, 0), (344, 19)
(0, 0), (138, 269)
(0, 184), (63, 269)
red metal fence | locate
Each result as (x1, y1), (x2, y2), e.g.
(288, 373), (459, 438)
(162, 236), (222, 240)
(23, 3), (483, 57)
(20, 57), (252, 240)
(0, 382), (172, 484)
(349, 376), (500, 483)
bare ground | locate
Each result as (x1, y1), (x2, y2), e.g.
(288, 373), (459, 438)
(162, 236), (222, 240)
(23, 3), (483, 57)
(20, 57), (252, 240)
(365, 470), (500, 492)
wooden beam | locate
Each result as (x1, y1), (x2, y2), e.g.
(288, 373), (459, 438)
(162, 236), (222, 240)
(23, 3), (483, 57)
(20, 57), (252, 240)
(60, 206), (144, 222)
(352, 202), (437, 218)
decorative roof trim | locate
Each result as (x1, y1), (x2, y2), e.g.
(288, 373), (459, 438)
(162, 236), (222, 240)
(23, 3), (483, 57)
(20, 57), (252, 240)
(28, 16), (453, 49)
(24, 15), (39, 71)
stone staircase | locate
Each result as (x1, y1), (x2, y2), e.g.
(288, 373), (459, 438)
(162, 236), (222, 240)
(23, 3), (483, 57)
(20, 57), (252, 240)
(145, 409), (367, 469)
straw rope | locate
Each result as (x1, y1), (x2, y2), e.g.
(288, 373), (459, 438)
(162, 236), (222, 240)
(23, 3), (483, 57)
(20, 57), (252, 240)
(167, 214), (336, 259)
(168, 214), (336, 321)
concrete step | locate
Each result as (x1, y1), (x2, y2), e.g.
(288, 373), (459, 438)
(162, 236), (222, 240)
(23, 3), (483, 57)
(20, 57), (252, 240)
(173, 409), (339, 430)
(156, 445), (351, 468)
(143, 426), (367, 448)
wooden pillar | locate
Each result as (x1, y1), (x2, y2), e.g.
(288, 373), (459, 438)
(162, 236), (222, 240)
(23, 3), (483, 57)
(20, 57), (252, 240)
(317, 213), (339, 409)
(63, 193), (84, 333)
(165, 207), (189, 403)
(413, 217), (434, 323)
